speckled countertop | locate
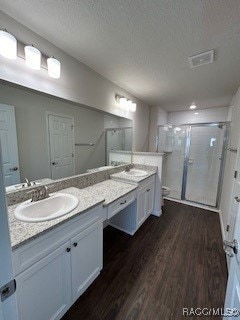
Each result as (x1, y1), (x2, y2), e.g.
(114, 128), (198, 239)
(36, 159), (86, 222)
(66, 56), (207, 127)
(8, 180), (138, 250)
(82, 179), (138, 206)
(110, 169), (156, 184)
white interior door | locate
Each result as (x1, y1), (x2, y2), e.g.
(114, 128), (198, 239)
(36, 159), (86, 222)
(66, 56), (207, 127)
(0, 104), (20, 186)
(0, 143), (18, 320)
(224, 135), (240, 318)
(48, 114), (74, 180)
(224, 201), (240, 318)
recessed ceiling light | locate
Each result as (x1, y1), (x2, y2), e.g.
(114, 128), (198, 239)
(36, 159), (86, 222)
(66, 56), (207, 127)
(194, 112), (199, 115)
(190, 103), (197, 110)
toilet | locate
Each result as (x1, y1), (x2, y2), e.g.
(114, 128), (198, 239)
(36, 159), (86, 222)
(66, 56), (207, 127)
(162, 186), (171, 206)
(162, 186), (171, 197)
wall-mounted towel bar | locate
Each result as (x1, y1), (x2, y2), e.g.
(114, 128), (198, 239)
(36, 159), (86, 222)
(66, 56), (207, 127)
(75, 143), (95, 146)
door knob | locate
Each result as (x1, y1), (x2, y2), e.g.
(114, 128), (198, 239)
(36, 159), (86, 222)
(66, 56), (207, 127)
(223, 239), (238, 257)
(9, 167), (18, 171)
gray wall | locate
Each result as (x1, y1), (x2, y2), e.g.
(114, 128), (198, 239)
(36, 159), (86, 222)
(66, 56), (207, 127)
(0, 82), (107, 181)
(0, 11), (149, 152)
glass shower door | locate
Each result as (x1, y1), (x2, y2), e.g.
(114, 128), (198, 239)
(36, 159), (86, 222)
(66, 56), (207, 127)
(159, 125), (188, 200)
(184, 124), (226, 206)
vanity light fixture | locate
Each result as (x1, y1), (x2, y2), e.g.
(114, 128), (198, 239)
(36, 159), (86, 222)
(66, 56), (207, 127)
(0, 29), (17, 59)
(47, 56), (61, 79)
(130, 102), (137, 112)
(119, 96), (127, 107)
(115, 94), (137, 112)
(0, 28), (61, 79)
(189, 102), (197, 110)
(24, 45), (41, 70)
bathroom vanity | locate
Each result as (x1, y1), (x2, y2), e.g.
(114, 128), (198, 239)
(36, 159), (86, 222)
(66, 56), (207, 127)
(7, 165), (158, 320)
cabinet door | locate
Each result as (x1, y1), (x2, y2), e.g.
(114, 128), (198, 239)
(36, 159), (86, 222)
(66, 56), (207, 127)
(71, 221), (103, 302)
(145, 183), (154, 216)
(16, 242), (71, 320)
(137, 188), (146, 227)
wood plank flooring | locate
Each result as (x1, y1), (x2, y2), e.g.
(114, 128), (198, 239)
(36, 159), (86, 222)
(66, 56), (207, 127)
(62, 200), (228, 320)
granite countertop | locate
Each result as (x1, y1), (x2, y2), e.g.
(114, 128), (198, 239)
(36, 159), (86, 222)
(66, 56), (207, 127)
(8, 187), (105, 250)
(8, 180), (138, 249)
(110, 169), (156, 184)
(82, 179), (138, 206)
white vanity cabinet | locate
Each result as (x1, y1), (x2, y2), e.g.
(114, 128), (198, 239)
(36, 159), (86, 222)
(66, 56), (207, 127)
(109, 176), (155, 234)
(136, 176), (155, 229)
(71, 221), (103, 301)
(13, 205), (103, 320)
(15, 242), (72, 320)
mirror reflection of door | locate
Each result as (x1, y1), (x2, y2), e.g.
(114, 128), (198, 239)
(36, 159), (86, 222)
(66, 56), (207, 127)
(47, 114), (74, 180)
(0, 104), (20, 186)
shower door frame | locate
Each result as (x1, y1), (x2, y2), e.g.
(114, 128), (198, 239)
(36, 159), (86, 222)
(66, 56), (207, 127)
(158, 122), (230, 208)
(105, 127), (133, 165)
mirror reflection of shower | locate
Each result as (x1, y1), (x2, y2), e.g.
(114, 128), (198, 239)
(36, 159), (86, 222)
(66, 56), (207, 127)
(105, 127), (132, 165)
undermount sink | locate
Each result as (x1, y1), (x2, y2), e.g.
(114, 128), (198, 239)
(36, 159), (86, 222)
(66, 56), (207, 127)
(14, 193), (79, 223)
(123, 169), (148, 177)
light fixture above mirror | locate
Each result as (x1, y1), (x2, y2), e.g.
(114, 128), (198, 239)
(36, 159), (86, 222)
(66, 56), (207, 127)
(0, 29), (61, 79)
(115, 94), (137, 112)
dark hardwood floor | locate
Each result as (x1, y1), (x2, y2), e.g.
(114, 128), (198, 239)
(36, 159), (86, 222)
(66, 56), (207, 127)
(62, 200), (228, 320)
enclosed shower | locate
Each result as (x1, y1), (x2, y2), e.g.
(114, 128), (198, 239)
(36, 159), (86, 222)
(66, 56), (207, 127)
(105, 127), (132, 165)
(158, 122), (229, 207)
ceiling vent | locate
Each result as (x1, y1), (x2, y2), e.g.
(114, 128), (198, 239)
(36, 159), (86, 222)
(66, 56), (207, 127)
(188, 50), (214, 68)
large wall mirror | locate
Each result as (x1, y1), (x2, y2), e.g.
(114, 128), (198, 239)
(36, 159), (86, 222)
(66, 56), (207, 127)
(0, 81), (132, 192)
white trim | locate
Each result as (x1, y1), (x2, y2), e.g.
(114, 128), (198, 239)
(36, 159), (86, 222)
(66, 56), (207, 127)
(45, 111), (75, 178)
(0, 142), (18, 319)
(151, 209), (162, 217)
(164, 197), (220, 213)
(219, 209), (226, 241)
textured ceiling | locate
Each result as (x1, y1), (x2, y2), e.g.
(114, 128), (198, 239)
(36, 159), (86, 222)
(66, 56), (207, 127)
(1, 0), (240, 111)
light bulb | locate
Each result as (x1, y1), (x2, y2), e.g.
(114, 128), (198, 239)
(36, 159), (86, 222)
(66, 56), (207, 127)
(190, 103), (197, 110)
(47, 56), (61, 79)
(24, 45), (41, 70)
(119, 97), (127, 107)
(0, 30), (17, 59)
(130, 102), (137, 112)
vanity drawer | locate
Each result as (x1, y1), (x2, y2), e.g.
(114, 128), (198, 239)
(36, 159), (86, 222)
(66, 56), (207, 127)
(107, 191), (136, 219)
(12, 205), (103, 276)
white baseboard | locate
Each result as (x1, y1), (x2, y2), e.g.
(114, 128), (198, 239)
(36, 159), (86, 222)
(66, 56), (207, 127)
(219, 209), (226, 241)
(151, 209), (162, 217)
(164, 197), (219, 213)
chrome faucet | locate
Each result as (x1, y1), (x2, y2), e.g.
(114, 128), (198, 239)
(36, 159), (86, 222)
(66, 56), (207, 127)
(25, 178), (31, 187)
(125, 164), (134, 172)
(28, 186), (50, 202)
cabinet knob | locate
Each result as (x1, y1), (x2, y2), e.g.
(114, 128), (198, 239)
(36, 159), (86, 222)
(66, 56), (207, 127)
(66, 247), (71, 252)
(147, 189), (150, 192)
(9, 166), (19, 171)
(120, 200), (127, 205)
(73, 242), (78, 247)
